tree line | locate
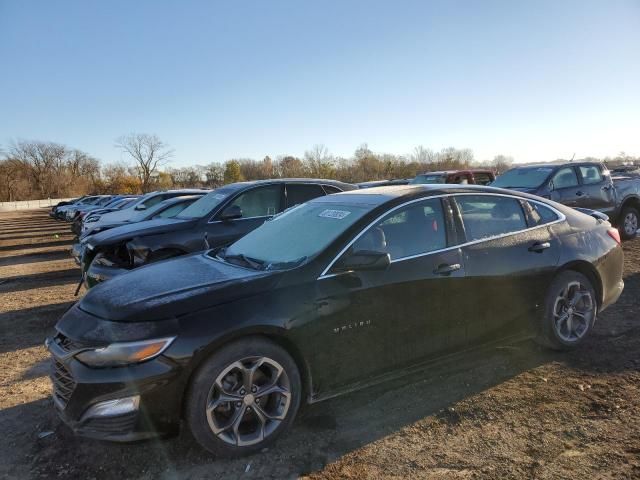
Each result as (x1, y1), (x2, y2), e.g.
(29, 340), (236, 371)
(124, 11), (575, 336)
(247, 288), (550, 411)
(1, 134), (638, 201)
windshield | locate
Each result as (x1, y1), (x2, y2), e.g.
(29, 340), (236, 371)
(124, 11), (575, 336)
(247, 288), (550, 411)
(219, 202), (371, 270)
(410, 174), (446, 184)
(177, 187), (236, 219)
(491, 167), (553, 189)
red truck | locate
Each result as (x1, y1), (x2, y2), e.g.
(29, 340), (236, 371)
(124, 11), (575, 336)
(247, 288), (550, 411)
(410, 169), (496, 186)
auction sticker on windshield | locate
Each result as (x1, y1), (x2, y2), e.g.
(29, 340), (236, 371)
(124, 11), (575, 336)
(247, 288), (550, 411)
(319, 209), (351, 219)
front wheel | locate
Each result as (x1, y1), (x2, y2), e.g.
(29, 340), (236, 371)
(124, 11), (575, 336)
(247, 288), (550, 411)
(619, 206), (639, 240)
(185, 337), (301, 456)
(536, 271), (597, 350)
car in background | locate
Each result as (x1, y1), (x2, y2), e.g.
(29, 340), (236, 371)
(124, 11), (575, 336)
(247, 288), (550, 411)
(71, 195), (204, 264)
(71, 196), (141, 236)
(83, 189), (209, 231)
(356, 179), (411, 188)
(410, 169), (495, 185)
(64, 195), (116, 221)
(48, 184), (624, 455)
(55, 196), (106, 220)
(491, 161), (640, 239)
(81, 179), (355, 288)
(49, 196), (89, 218)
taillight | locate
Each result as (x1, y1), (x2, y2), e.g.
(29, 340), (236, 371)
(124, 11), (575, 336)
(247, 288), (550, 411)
(607, 228), (621, 245)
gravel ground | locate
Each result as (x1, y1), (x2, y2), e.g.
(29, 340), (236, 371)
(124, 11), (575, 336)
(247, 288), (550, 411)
(1, 209), (639, 479)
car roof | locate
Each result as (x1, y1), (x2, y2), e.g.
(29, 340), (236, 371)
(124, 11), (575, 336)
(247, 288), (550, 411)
(313, 183), (557, 207)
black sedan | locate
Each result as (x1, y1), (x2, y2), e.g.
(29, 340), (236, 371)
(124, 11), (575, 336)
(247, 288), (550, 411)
(48, 185), (624, 456)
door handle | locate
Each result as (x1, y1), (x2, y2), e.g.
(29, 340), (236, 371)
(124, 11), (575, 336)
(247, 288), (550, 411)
(576, 191), (585, 197)
(433, 263), (461, 275)
(528, 241), (551, 253)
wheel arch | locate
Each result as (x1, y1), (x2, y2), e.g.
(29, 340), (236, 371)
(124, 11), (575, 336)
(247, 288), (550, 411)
(179, 326), (314, 418)
(556, 260), (603, 307)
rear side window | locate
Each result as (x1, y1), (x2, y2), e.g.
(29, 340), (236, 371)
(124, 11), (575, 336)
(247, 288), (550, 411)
(153, 202), (191, 219)
(142, 195), (165, 208)
(322, 185), (342, 194)
(524, 201), (559, 226)
(579, 165), (603, 185)
(552, 167), (579, 189)
(353, 198), (447, 260)
(455, 195), (527, 241)
(286, 184), (325, 208)
(473, 172), (493, 185)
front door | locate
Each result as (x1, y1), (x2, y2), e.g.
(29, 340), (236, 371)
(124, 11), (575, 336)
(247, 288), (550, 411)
(204, 184), (284, 249)
(310, 197), (467, 391)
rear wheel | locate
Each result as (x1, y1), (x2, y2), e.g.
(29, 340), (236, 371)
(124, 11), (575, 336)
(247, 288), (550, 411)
(619, 206), (639, 240)
(185, 337), (301, 456)
(536, 271), (597, 350)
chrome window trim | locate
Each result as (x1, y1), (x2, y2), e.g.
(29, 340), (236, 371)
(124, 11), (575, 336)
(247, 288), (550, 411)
(208, 215), (273, 225)
(317, 192), (565, 280)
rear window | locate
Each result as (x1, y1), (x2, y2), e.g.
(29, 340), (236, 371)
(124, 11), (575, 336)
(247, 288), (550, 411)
(473, 172), (493, 185)
(525, 201), (559, 226)
(455, 195), (527, 241)
(491, 167), (553, 189)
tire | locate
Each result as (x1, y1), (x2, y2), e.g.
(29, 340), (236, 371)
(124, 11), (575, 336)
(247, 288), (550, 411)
(536, 271), (597, 350)
(185, 336), (302, 457)
(619, 205), (639, 240)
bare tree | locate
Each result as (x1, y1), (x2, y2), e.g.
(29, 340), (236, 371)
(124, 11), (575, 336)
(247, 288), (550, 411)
(491, 155), (514, 173)
(116, 134), (173, 192)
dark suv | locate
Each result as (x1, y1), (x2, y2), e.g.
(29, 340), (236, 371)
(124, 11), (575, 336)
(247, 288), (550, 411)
(81, 179), (355, 288)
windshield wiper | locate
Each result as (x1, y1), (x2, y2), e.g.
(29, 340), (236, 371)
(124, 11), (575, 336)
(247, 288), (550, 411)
(215, 248), (266, 270)
(265, 256), (308, 271)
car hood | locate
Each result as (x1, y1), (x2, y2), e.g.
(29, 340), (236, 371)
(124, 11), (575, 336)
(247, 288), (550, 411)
(87, 217), (196, 248)
(78, 253), (279, 322)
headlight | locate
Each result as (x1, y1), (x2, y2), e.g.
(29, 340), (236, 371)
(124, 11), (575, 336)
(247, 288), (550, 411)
(75, 337), (175, 367)
(85, 216), (99, 223)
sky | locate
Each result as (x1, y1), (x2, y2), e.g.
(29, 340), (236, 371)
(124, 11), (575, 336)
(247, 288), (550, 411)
(1, 0), (639, 167)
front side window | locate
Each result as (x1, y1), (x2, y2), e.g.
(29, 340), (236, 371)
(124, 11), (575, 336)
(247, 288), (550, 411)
(455, 195), (527, 241)
(229, 185), (282, 218)
(177, 186), (237, 219)
(579, 165), (603, 185)
(552, 167), (579, 189)
(351, 198), (447, 260)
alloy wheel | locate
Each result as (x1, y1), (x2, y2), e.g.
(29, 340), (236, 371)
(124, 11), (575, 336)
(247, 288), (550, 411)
(205, 356), (291, 447)
(552, 281), (595, 342)
(624, 212), (638, 237)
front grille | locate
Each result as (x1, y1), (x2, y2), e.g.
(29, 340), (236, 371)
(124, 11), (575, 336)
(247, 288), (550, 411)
(51, 359), (76, 408)
(54, 333), (85, 353)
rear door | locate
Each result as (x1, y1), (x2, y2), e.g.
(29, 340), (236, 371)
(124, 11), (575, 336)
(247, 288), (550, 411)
(452, 194), (561, 343)
(576, 164), (616, 215)
(202, 184), (284, 250)
(550, 167), (586, 208)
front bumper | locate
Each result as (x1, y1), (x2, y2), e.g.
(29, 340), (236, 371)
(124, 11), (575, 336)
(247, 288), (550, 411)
(85, 258), (130, 288)
(46, 335), (182, 442)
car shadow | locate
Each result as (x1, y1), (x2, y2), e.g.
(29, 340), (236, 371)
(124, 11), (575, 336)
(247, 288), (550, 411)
(0, 269), (79, 294)
(0, 250), (71, 267)
(0, 240), (73, 253)
(7, 338), (556, 479)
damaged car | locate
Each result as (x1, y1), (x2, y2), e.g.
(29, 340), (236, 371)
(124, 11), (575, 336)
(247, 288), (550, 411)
(80, 179), (355, 288)
(49, 184), (624, 456)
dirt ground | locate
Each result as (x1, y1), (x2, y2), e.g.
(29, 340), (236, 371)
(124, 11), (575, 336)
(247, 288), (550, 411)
(1, 209), (639, 480)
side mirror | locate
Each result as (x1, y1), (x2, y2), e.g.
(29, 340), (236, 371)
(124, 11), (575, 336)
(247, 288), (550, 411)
(135, 204), (147, 211)
(547, 180), (555, 192)
(219, 204), (243, 221)
(335, 250), (390, 272)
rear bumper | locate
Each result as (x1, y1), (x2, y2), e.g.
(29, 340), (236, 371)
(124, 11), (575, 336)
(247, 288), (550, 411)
(597, 244), (625, 313)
